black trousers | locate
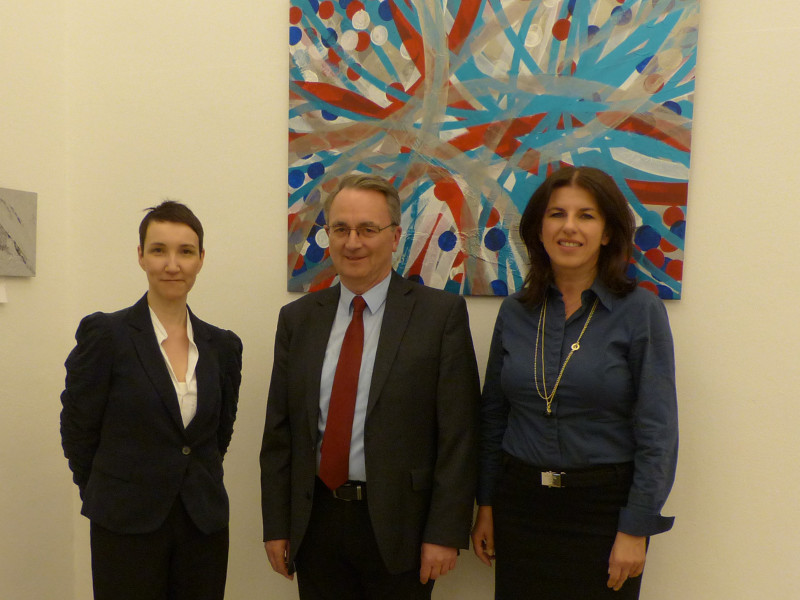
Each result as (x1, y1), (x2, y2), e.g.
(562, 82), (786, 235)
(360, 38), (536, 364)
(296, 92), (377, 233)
(493, 457), (644, 600)
(90, 498), (228, 600)
(295, 478), (434, 600)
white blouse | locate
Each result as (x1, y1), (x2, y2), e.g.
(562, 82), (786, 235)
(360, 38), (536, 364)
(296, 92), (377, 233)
(148, 307), (199, 428)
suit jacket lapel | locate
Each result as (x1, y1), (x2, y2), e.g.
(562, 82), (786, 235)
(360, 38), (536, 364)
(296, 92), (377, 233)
(186, 309), (218, 440)
(305, 286), (340, 442)
(127, 294), (185, 433)
(368, 272), (414, 417)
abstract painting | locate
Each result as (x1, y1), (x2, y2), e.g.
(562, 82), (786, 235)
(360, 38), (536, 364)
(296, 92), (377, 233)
(287, 0), (698, 298)
(0, 187), (37, 277)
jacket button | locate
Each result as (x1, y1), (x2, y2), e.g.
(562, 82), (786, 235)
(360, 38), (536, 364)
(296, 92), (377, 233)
(182, 446), (191, 455)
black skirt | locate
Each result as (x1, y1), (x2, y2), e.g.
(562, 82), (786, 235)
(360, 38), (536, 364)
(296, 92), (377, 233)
(493, 455), (644, 600)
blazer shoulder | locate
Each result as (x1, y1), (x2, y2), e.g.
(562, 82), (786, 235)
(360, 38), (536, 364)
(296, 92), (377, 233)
(75, 298), (142, 337)
(189, 312), (243, 355)
(280, 287), (339, 317)
(394, 275), (465, 309)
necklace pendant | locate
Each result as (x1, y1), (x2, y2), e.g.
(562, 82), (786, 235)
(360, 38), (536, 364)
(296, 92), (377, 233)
(544, 407), (553, 418)
(571, 342), (580, 351)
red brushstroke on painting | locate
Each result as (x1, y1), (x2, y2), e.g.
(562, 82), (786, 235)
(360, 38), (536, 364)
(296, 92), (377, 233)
(626, 179), (688, 206)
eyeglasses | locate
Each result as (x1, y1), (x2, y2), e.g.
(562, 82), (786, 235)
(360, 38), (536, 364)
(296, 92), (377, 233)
(325, 223), (397, 239)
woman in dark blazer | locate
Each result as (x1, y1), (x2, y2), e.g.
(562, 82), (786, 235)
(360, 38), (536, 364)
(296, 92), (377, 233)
(60, 201), (242, 600)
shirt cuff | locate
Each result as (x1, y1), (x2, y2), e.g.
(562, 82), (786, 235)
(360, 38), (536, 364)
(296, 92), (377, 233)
(617, 507), (675, 537)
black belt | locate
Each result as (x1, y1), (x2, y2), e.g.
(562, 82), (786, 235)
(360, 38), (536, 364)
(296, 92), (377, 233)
(316, 478), (367, 501)
(504, 453), (633, 488)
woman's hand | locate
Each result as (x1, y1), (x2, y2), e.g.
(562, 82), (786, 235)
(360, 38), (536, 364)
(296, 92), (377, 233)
(607, 532), (646, 591)
(470, 505), (496, 567)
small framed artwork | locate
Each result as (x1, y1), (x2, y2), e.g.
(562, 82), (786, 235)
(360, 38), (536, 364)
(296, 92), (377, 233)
(0, 187), (37, 277)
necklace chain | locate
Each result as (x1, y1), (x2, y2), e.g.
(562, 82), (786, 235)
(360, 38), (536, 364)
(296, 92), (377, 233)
(534, 296), (600, 416)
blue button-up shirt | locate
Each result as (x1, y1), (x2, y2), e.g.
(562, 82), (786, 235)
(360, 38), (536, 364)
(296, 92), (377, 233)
(477, 280), (678, 536)
(317, 273), (391, 482)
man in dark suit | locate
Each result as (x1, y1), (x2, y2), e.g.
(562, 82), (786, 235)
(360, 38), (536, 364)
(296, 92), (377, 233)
(60, 201), (243, 600)
(260, 174), (480, 599)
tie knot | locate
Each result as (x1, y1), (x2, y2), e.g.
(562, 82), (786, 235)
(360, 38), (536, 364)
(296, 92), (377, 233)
(352, 296), (366, 316)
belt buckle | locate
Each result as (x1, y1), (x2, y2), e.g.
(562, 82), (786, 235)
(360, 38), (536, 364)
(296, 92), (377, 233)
(541, 471), (564, 488)
(332, 483), (363, 501)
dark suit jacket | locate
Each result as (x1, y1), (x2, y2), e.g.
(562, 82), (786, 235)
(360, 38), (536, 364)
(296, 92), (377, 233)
(60, 294), (243, 535)
(260, 272), (480, 574)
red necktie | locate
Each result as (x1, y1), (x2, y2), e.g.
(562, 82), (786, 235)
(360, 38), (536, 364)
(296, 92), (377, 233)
(319, 296), (367, 490)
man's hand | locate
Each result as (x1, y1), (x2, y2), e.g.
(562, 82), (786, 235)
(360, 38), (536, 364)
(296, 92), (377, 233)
(470, 505), (495, 567)
(419, 543), (458, 584)
(265, 539), (294, 580)
(607, 532), (646, 591)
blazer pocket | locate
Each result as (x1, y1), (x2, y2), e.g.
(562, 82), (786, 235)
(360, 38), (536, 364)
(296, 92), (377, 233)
(410, 467), (433, 492)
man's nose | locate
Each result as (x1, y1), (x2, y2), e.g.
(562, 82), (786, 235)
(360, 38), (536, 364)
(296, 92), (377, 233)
(344, 229), (362, 246)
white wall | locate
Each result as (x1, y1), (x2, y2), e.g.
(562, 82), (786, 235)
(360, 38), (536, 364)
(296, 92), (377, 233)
(0, 1), (75, 598)
(2, 1), (799, 598)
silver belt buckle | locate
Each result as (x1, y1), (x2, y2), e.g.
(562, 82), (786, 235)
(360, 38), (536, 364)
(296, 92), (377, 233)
(541, 471), (564, 488)
(332, 484), (363, 501)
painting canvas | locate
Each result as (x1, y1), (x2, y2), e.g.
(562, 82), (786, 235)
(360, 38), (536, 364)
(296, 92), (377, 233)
(287, 0), (698, 298)
(0, 187), (37, 277)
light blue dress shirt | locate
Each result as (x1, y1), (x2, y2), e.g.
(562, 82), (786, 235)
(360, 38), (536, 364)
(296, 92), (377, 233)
(317, 272), (391, 482)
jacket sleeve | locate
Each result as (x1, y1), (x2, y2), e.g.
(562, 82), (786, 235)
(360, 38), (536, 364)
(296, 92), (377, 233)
(260, 305), (293, 541)
(422, 296), (481, 549)
(217, 330), (243, 457)
(60, 313), (114, 495)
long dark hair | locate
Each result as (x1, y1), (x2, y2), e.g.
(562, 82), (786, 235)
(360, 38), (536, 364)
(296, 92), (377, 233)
(518, 166), (636, 305)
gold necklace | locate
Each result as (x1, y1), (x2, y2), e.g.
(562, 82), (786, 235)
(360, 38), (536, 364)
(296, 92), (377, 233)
(534, 296), (599, 416)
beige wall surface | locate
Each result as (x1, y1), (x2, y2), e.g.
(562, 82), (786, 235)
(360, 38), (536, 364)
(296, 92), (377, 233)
(2, 1), (800, 598)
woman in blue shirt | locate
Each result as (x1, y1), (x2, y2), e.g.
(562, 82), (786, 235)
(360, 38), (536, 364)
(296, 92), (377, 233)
(471, 166), (678, 599)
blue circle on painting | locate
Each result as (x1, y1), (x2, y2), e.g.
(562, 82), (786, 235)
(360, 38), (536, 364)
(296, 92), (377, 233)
(321, 110), (338, 121)
(657, 285), (675, 300)
(289, 27), (303, 46)
(663, 100), (682, 115)
(292, 262), (307, 276)
(567, 0), (577, 14)
(438, 231), (457, 252)
(634, 225), (661, 251)
(611, 7), (633, 25)
(491, 280), (509, 296)
(408, 274), (425, 285)
(484, 228), (507, 251)
(307, 0), (320, 11)
(636, 56), (653, 73)
(305, 243), (325, 264)
(339, 0), (352, 8)
(289, 169), (305, 189)
(315, 211), (327, 226)
(587, 25), (600, 40)
(378, 1), (393, 21)
(320, 27), (338, 48)
(307, 162), (325, 179)
(670, 220), (686, 239)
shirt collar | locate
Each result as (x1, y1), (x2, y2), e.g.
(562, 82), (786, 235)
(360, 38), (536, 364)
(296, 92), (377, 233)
(547, 279), (615, 312)
(588, 279), (615, 311)
(148, 306), (195, 344)
(339, 271), (391, 314)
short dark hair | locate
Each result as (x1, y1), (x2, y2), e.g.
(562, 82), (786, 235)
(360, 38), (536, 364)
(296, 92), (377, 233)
(323, 174), (401, 226)
(139, 200), (204, 251)
(518, 166), (636, 305)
